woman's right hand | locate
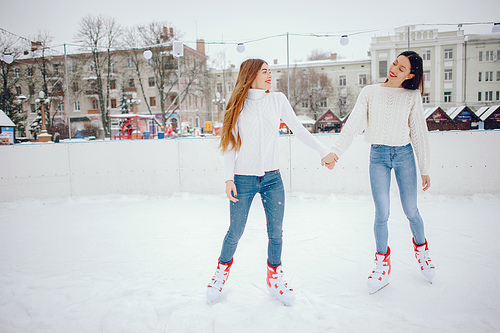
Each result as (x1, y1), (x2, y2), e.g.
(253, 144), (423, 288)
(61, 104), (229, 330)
(225, 180), (239, 202)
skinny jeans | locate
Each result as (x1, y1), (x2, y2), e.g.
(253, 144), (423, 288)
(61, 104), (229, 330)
(219, 171), (285, 267)
(369, 144), (426, 254)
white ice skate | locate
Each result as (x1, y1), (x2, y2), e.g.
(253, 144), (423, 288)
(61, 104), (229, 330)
(413, 239), (435, 283)
(206, 259), (233, 303)
(266, 261), (295, 306)
(367, 246), (391, 294)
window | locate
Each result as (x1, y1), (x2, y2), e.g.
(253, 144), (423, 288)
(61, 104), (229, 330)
(30, 104), (36, 113)
(27, 67), (34, 77)
(71, 62), (78, 73)
(89, 61), (95, 72)
(127, 58), (134, 68)
(485, 91), (493, 101)
(109, 60), (114, 73)
(423, 93), (430, 104)
(478, 72), (482, 82)
(72, 82), (79, 92)
(444, 49), (453, 59)
(147, 58), (153, 67)
(422, 50), (431, 61)
(359, 74), (367, 86)
(479, 51), (483, 62)
(74, 101), (80, 111)
(339, 75), (347, 86)
(216, 83), (222, 93)
(92, 99), (99, 109)
(15, 86), (22, 95)
(301, 100), (309, 108)
(111, 99), (117, 108)
(128, 78), (135, 88)
(56, 102), (64, 112)
(485, 71), (493, 82)
(54, 64), (60, 76)
(444, 69), (453, 81)
(486, 51), (494, 61)
(320, 98), (327, 107)
(109, 80), (116, 90)
(14, 68), (20, 78)
(478, 92), (482, 101)
(497, 71), (500, 81)
(148, 77), (155, 87)
(29, 85), (35, 95)
(444, 92), (452, 103)
(378, 61), (387, 78)
(497, 51), (500, 61)
(497, 91), (500, 101)
(228, 82), (233, 92)
(424, 71), (431, 82)
(150, 97), (156, 106)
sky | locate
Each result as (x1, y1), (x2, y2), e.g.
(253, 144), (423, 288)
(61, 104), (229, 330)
(1, 0), (499, 68)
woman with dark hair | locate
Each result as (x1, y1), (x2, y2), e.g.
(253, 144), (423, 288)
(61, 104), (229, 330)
(326, 51), (435, 294)
(207, 59), (336, 305)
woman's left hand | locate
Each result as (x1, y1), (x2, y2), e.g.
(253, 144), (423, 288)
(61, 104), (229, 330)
(421, 175), (431, 191)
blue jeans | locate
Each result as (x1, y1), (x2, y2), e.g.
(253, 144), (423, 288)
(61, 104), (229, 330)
(369, 144), (426, 254)
(219, 171), (285, 267)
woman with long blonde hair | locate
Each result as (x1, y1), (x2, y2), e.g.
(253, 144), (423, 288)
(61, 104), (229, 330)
(206, 59), (336, 305)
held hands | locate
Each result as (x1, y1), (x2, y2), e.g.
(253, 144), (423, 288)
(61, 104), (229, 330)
(321, 152), (339, 170)
(225, 180), (239, 202)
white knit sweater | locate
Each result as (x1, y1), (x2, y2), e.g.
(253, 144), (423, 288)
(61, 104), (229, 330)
(331, 84), (430, 174)
(224, 89), (330, 182)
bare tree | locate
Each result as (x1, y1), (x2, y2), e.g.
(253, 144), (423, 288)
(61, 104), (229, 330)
(124, 22), (207, 128)
(308, 70), (334, 120)
(334, 85), (357, 118)
(74, 14), (122, 137)
(0, 32), (28, 138)
(307, 49), (330, 61)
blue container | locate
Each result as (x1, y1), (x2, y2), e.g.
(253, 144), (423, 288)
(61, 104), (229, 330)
(143, 131), (150, 139)
(157, 132), (165, 139)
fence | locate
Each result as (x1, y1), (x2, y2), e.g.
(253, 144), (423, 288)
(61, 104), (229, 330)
(1, 130), (498, 202)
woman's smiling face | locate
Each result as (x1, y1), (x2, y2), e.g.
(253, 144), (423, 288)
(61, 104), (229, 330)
(251, 63), (272, 90)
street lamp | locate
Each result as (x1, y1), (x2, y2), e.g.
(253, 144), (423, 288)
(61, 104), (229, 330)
(173, 41), (184, 136)
(35, 91), (52, 142)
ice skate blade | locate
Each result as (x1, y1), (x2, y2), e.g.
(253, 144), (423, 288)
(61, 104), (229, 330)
(369, 282), (389, 295)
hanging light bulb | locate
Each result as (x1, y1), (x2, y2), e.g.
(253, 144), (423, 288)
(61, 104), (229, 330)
(236, 43), (245, 53)
(3, 54), (14, 64)
(340, 35), (349, 46)
(143, 50), (153, 60)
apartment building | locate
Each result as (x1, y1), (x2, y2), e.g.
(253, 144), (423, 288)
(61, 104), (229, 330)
(370, 25), (500, 110)
(12, 41), (208, 139)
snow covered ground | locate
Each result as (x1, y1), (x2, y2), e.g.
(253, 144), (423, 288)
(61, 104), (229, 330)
(1, 192), (499, 332)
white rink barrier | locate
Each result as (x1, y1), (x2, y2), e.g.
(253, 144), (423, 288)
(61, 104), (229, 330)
(1, 130), (499, 201)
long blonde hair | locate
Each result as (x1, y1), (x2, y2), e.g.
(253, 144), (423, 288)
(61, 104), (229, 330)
(219, 59), (267, 153)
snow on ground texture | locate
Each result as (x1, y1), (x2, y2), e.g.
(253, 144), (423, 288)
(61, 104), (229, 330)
(0, 193), (499, 333)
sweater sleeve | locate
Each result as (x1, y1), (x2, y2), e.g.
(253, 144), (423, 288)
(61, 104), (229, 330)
(331, 86), (369, 156)
(409, 91), (430, 175)
(223, 126), (238, 182)
(278, 93), (330, 158)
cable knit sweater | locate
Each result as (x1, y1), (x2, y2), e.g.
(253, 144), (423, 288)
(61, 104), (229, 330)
(224, 89), (330, 182)
(331, 84), (430, 175)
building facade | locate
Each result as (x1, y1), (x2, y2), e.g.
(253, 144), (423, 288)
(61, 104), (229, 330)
(370, 25), (500, 110)
(12, 41), (208, 139)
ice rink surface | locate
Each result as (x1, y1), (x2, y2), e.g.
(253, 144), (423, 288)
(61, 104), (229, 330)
(1, 192), (499, 332)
